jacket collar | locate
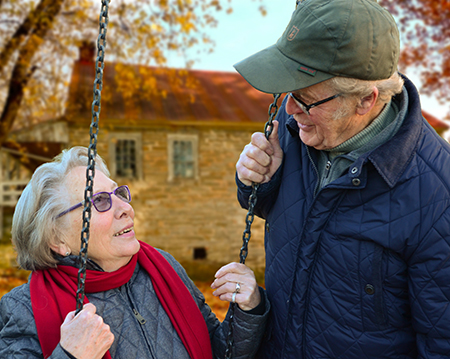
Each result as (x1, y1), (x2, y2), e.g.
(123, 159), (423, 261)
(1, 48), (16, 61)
(286, 74), (423, 188)
(367, 75), (422, 188)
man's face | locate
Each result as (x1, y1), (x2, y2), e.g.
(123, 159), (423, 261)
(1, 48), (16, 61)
(285, 82), (362, 150)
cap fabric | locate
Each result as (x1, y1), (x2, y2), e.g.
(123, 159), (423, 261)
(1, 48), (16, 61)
(234, 0), (400, 94)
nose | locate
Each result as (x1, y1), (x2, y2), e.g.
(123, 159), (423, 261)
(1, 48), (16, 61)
(112, 194), (134, 218)
(286, 94), (305, 116)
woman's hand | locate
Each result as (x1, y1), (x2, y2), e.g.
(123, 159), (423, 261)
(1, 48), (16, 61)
(211, 262), (261, 311)
(60, 303), (114, 359)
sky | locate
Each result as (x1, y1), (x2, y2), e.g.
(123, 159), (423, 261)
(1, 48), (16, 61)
(166, 1), (449, 121)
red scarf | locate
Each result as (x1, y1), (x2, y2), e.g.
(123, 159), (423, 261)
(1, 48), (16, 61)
(30, 241), (212, 359)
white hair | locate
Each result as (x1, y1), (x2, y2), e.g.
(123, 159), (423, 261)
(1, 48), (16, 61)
(12, 146), (110, 271)
(326, 72), (404, 120)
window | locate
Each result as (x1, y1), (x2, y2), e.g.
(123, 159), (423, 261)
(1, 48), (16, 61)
(116, 140), (136, 178)
(193, 247), (207, 260)
(168, 134), (198, 181)
(108, 133), (143, 180)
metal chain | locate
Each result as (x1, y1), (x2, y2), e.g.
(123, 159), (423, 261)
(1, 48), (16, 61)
(224, 93), (280, 358)
(75, 0), (110, 315)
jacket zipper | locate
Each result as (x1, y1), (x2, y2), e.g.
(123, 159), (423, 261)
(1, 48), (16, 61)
(133, 308), (147, 324)
(306, 146), (320, 196)
(325, 160), (332, 178)
(125, 284), (156, 358)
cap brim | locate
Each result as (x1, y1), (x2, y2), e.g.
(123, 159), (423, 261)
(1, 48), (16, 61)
(233, 44), (334, 94)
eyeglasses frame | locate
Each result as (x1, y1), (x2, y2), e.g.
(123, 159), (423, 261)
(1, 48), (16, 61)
(289, 92), (340, 115)
(56, 185), (131, 219)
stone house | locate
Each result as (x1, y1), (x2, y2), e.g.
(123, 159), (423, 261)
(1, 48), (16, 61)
(1, 48), (449, 271)
(1, 49), (276, 270)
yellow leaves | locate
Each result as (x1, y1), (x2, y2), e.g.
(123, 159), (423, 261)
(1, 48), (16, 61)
(0, 0), (268, 140)
(151, 23), (164, 32)
(152, 48), (166, 65)
(259, 6), (267, 17)
(114, 63), (141, 100)
(175, 11), (198, 34)
(146, 36), (159, 50)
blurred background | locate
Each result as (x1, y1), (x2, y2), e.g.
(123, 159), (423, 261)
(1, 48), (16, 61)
(0, 0), (449, 320)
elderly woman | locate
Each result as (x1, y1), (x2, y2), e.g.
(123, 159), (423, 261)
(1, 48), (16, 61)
(0, 146), (269, 359)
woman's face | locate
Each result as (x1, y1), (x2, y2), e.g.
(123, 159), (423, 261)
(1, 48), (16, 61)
(60, 166), (140, 272)
(285, 82), (364, 150)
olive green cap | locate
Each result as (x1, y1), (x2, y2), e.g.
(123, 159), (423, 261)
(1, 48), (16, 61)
(234, 0), (400, 94)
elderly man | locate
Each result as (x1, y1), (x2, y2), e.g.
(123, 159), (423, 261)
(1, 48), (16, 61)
(234, 0), (450, 358)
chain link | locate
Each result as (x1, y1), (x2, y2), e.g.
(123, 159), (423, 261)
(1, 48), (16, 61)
(75, 0), (110, 315)
(224, 93), (280, 358)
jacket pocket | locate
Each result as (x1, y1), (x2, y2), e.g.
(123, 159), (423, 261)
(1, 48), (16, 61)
(360, 242), (388, 331)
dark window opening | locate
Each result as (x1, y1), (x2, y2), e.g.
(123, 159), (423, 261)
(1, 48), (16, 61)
(116, 139), (137, 178)
(173, 140), (194, 178)
(193, 247), (207, 260)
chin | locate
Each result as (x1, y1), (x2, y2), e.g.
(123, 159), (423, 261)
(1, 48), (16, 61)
(128, 237), (141, 254)
(116, 236), (140, 255)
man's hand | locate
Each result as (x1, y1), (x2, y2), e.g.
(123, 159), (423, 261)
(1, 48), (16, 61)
(236, 120), (283, 186)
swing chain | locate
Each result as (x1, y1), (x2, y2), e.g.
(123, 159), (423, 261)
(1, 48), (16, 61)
(75, 0), (110, 315)
(224, 93), (280, 358)
(264, 93), (281, 140)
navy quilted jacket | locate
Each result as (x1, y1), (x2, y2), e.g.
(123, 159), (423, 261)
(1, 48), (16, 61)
(237, 76), (450, 358)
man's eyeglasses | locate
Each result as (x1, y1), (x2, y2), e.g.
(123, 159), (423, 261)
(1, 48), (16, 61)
(56, 185), (131, 219)
(289, 92), (340, 115)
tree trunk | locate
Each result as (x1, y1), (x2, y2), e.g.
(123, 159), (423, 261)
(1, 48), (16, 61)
(0, 0), (51, 75)
(0, 0), (65, 147)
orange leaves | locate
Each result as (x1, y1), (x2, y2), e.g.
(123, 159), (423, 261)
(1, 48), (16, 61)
(379, 0), (450, 117)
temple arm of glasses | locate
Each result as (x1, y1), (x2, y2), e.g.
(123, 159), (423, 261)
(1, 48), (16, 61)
(310, 94), (340, 109)
(55, 202), (84, 219)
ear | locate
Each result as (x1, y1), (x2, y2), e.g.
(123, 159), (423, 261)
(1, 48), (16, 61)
(49, 240), (69, 256)
(356, 86), (379, 116)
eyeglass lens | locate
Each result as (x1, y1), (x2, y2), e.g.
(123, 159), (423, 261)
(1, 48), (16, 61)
(289, 93), (309, 114)
(92, 186), (131, 212)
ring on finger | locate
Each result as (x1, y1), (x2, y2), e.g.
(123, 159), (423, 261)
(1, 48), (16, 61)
(232, 292), (237, 303)
(235, 282), (241, 293)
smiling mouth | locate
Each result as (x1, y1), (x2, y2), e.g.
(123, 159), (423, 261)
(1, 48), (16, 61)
(113, 227), (134, 237)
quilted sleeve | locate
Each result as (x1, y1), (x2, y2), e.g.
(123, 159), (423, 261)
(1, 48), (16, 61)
(0, 285), (72, 359)
(236, 165), (283, 220)
(236, 98), (289, 220)
(408, 206), (450, 358)
(157, 249), (270, 359)
(213, 288), (270, 359)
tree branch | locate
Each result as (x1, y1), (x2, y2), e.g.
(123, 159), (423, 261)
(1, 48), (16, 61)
(0, 0), (55, 75)
(0, 0), (65, 146)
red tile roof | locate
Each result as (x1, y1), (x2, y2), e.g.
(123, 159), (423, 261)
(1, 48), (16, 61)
(65, 60), (449, 134)
(66, 61), (276, 128)
(422, 110), (449, 134)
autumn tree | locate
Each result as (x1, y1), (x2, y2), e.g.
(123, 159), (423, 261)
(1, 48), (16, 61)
(379, 0), (450, 120)
(0, 0), (265, 146)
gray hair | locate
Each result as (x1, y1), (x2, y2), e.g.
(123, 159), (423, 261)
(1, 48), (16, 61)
(326, 72), (404, 120)
(12, 146), (110, 271)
